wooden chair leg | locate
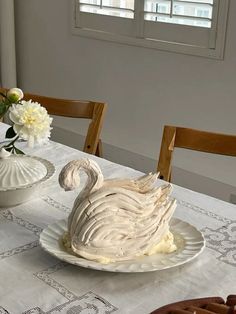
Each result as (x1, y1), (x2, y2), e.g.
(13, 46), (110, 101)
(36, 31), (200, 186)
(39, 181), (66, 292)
(95, 139), (103, 157)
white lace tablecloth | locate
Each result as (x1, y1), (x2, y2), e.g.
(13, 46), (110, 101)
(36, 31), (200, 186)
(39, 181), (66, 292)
(0, 122), (236, 314)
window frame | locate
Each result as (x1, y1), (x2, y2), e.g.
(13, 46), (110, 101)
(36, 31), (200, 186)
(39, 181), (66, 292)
(71, 0), (229, 59)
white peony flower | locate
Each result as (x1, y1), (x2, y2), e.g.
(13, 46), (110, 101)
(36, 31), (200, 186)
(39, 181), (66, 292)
(7, 88), (24, 103)
(9, 100), (53, 147)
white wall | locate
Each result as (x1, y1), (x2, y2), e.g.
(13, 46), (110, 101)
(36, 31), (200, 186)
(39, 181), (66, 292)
(14, 0), (236, 200)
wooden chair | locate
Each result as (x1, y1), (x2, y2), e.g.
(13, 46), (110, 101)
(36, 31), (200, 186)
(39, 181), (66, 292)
(0, 88), (107, 157)
(157, 125), (236, 182)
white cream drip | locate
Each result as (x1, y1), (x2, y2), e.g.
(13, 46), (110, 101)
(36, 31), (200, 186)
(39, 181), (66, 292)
(59, 158), (177, 263)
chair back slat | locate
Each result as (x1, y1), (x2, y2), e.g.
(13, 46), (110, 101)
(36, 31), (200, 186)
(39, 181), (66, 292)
(24, 93), (94, 119)
(157, 125), (236, 182)
(175, 127), (236, 156)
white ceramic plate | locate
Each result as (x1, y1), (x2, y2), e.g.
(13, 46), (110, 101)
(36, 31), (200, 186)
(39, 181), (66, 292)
(39, 218), (205, 273)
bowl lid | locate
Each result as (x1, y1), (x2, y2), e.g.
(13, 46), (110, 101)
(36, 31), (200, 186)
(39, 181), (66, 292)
(0, 148), (48, 190)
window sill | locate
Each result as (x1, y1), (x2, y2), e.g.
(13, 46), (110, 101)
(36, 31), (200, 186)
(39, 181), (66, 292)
(72, 27), (225, 60)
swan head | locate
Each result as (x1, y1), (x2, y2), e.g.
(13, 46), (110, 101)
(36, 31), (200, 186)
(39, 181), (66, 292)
(59, 158), (104, 192)
(59, 160), (81, 191)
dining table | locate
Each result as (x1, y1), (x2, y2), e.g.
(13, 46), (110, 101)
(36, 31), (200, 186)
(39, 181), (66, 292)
(0, 121), (235, 314)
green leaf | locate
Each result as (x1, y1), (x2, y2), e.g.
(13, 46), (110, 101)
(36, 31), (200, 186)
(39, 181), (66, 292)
(4, 147), (14, 153)
(5, 127), (16, 139)
(14, 147), (25, 155)
(0, 103), (7, 115)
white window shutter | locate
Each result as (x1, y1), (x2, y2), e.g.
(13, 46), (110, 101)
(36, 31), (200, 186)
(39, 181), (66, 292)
(76, 0), (136, 37)
(73, 0), (229, 59)
(143, 0), (216, 48)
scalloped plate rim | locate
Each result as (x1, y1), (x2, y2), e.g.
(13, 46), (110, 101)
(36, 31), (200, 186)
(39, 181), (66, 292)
(39, 218), (205, 273)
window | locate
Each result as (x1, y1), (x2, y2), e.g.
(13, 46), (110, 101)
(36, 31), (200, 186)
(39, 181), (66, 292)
(72, 0), (229, 59)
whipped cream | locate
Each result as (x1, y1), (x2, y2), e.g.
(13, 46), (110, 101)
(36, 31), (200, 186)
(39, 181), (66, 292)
(59, 158), (177, 263)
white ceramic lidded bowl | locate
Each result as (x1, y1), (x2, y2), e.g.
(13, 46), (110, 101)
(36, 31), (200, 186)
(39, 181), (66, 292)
(0, 148), (55, 207)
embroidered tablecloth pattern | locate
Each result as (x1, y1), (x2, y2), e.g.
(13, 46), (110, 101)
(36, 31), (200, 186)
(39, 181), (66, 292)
(0, 123), (235, 314)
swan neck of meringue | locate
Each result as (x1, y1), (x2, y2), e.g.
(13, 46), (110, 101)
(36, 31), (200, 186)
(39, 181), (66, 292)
(59, 159), (104, 233)
(81, 165), (104, 196)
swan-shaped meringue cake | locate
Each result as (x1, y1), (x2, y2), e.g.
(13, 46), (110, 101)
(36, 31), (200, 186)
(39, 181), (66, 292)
(59, 158), (177, 264)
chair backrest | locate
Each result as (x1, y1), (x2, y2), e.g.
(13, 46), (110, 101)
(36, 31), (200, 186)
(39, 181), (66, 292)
(0, 88), (107, 157)
(157, 125), (236, 182)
